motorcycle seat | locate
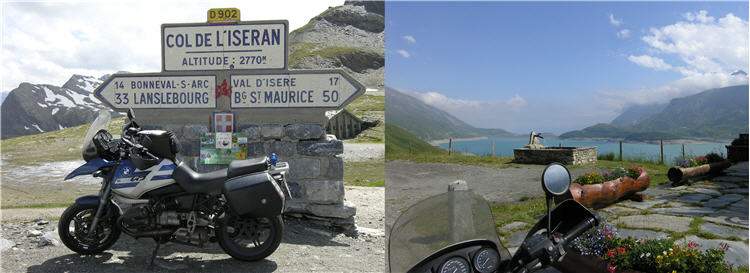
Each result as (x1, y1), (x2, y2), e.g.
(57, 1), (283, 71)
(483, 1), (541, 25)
(227, 157), (268, 179)
(172, 163), (227, 195)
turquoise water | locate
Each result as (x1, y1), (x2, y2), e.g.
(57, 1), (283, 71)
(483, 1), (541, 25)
(439, 138), (728, 164)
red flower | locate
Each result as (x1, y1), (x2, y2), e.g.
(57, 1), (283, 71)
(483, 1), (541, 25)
(608, 265), (616, 273)
(607, 249), (616, 258)
(618, 247), (626, 255)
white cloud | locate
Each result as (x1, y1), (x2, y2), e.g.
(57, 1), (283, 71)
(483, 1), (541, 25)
(396, 49), (410, 58)
(616, 29), (630, 39)
(605, 10), (749, 109)
(609, 13), (622, 26)
(628, 55), (672, 70)
(1, 0), (343, 92)
(402, 35), (416, 44)
(400, 88), (527, 130)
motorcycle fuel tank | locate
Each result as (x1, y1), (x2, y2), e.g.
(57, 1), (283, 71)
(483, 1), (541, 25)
(111, 158), (177, 199)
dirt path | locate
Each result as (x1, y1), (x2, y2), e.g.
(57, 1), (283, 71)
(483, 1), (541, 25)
(343, 143), (384, 162)
(0, 186), (384, 272)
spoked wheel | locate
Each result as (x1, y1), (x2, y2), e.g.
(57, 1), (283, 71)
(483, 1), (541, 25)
(58, 203), (121, 254)
(216, 214), (283, 261)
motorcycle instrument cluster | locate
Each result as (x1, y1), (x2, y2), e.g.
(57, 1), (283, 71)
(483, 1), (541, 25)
(439, 256), (470, 273)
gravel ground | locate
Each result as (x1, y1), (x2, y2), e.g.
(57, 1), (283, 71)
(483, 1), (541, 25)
(343, 143), (384, 162)
(0, 186), (384, 272)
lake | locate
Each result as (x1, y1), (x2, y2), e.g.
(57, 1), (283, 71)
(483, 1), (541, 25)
(438, 138), (729, 164)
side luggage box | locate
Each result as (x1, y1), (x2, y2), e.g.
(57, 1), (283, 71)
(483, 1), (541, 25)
(222, 172), (285, 217)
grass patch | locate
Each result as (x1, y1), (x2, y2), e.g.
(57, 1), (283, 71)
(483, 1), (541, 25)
(345, 94), (384, 113)
(343, 159), (384, 187)
(490, 196), (546, 236)
(1, 202), (71, 209)
(734, 266), (749, 273)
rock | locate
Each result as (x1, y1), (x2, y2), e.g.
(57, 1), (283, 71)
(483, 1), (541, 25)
(691, 188), (722, 196)
(447, 180), (468, 192)
(616, 228), (669, 240)
(678, 235), (749, 266)
(325, 157), (344, 179)
(298, 140), (344, 156)
(723, 188), (748, 194)
(286, 200), (356, 219)
(238, 125), (260, 140)
(677, 193), (713, 204)
(505, 230), (526, 247)
(711, 176), (747, 183)
(699, 223), (748, 240)
(616, 214), (692, 233)
(652, 203), (716, 217)
(300, 180), (345, 204)
(35, 219), (49, 226)
(641, 188), (672, 197)
(38, 230), (60, 247)
(604, 206), (639, 216)
(702, 209), (748, 228)
(268, 141), (295, 156)
(287, 157), (321, 179)
(0, 238), (15, 251)
(704, 194), (744, 208)
(182, 124), (208, 139)
(322, 5), (384, 33)
(244, 142), (265, 156)
(261, 124), (284, 140)
(501, 222), (528, 233)
(284, 124), (325, 140)
(27, 230), (42, 237)
(619, 199), (667, 210)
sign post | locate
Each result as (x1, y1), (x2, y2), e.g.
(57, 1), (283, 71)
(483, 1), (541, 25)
(95, 74), (217, 110)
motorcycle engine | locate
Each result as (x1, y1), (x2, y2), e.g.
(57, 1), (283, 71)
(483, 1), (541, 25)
(119, 200), (213, 246)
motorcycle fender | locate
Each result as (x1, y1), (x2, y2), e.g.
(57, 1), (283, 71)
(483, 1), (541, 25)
(74, 195), (101, 206)
(65, 158), (116, 180)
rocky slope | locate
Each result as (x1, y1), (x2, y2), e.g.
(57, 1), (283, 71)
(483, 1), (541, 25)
(0, 75), (112, 139)
(289, 1), (384, 89)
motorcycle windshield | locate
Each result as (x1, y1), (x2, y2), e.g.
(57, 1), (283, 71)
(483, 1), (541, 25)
(81, 110), (111, 161)
(388, 191), (509, 272)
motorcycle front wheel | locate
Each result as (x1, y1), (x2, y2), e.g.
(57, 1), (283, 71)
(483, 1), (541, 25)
(58, 203), (121, 254)
(216, 214), (283, 261)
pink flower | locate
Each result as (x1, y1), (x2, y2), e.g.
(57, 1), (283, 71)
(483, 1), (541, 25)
(608, 265), (616, 273)
(687, 241), (699, 249)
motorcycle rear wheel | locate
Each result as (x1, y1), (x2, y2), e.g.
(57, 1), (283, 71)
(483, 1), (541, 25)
(216, 214), (283, 261)
(58, 203), (121, 254)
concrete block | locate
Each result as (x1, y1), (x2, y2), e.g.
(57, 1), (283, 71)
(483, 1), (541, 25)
(284, 124), (325, 140)
(298, 139), (343, 156)
(268, 141), (295, 156)
(288, 157), (321, 179)
(238, 124), (260, 140)
(261, 124), (284, 140)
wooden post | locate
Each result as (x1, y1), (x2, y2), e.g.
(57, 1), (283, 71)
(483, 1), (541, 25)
(619, 141), (623, 161)
(559, 143), (562, 147)
(660, 139), (664, 165)
(409, 142), (412, 154)
(449, 138), (452, 156)
(682, 144), (685, 159)
(491, 141), (495, 157)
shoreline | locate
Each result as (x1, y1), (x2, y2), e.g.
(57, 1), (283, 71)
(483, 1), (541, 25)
(428, 136), (488, 146)
(431, 136), (731, 145)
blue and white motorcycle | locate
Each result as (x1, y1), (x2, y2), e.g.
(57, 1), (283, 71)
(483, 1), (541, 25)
(59, 109), (290, 264)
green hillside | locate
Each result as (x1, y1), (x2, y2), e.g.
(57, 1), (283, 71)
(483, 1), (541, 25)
(385, 123), (444, 156)
(386, 87), (517, 141)
(561, 85), (749, 141)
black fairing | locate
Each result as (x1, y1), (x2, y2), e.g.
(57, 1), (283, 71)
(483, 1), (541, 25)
(223, 173), (284, 217)
(524, 199), (599, 240)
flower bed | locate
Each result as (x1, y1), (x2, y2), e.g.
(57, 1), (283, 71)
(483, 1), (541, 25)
(669, 153), (731, 185)
(567, 165), (649, 208)
(555, 225), (737, 273)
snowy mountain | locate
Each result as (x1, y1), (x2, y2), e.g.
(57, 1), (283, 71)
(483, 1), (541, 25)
(1, 74), (115, 139)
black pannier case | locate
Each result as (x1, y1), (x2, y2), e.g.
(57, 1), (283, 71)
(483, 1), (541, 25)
(222, 172), (284, 217)
(137, 130), (181, 161)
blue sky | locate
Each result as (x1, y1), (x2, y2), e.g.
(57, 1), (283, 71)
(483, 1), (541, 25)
(386, 1), (749, 134)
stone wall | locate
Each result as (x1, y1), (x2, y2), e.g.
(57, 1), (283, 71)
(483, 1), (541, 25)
(513, 147), (597, 165)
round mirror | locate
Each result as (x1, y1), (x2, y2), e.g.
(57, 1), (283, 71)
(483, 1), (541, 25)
(541, 163), (571, 196)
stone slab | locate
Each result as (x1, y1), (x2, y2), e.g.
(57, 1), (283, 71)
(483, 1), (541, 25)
(691, 188), (722, 196)
(604, 206), (640, 216)
(505, 230), (527, 247)
(723, 188), (749, 194)
(501, 222), (529, 233)
(616, 214), (693, 233)
(652, 203), (716, 217)
(616, 228), (669, 240)
(704, 194), (744, 208)
(679, 235), (749, 266)
(703, 209), (749, 228)
(699, 222), (749, 240)
(641, 188), (672, 197)
(619, 199), (667, 210)
(677, 193), (713, 204)
(711, 176), (748, 183)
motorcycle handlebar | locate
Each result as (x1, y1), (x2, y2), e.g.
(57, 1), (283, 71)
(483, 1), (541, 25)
(563, 215), (599, 243)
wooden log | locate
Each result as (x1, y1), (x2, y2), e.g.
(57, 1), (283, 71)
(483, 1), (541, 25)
(568, 172), (650, 208)
(667, 160), (732, 184)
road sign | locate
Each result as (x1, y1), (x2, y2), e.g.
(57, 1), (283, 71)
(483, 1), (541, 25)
(161, 20), (287, 71)
(230, 70), (365, 109)
(95, 74), (217, 110)
(207, 8), (240, 23)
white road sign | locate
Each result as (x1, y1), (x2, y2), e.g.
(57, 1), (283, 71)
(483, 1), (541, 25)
(162, 20), (287, 71)
(95, 74), (217, 110)
(230, 71), (364, 109)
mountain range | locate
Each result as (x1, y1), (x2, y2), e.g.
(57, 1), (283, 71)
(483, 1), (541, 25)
(1, 1), (383, 140)
(385, 87), (517, 141)
(560, 85), (749, 141)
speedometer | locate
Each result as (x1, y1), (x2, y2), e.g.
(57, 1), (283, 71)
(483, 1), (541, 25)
(439, 256), (470, 273)
(473, 248), (500, 273)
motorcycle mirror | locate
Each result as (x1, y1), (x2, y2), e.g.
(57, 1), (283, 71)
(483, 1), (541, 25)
(541, 163), (571, 196)
(127, 108), (135, 121)
(541, 163), (571, 239)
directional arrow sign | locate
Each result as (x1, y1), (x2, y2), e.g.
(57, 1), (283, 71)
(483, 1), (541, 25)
(230, 70), (364, 109)
(95, 74), (217, 110)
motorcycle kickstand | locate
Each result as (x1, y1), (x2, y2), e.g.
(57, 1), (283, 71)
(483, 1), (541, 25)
(148, 241), (160, 270)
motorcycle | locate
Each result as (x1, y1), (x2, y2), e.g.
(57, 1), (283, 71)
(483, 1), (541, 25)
(58, 109), (291, 265)
(388, 163), (600, 273)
